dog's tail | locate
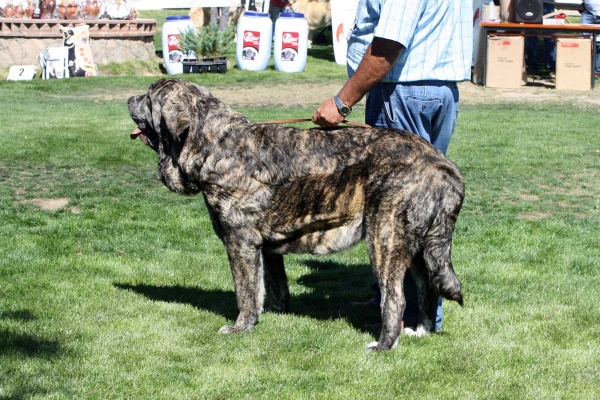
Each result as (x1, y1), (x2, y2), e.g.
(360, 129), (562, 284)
(423, 191), (464, 306)
(425, 241), (463, 306)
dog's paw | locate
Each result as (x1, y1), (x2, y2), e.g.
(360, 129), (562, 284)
(218, 325), (236, 334)
(365, 339), (398, 351)
(366, 341), (379, 351)
(403, 325), (429, 337)
(218, 323), (255, 334)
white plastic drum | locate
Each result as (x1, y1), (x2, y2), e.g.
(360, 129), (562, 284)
(273, 12), (309, 73)
(236, 11), (273, 71)
(162, 15), (196, 75)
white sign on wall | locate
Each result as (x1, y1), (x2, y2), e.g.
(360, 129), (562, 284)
(330, 0), (360, 66)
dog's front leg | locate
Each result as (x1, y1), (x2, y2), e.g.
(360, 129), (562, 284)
(218, 239), (266, 334)
(263, 252), (290, 313)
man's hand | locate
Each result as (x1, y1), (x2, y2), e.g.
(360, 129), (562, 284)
(311, 37), (403, 128)
(312, 98), (345, 127)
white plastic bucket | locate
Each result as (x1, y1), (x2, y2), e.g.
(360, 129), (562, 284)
(236, 11), (272, 71)
(273, 12), (308, 73)
(162, 15), (196, 75)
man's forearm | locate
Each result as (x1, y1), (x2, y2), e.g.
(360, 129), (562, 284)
(337, 37), (403, 107)
(311, 37), (402, 127)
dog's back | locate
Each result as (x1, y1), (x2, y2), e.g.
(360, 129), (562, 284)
(261, 124), (465, 304)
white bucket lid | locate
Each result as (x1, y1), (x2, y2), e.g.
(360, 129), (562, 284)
(244, 11), (270, 17)
(166, 15), (191, 21)
(279, 12), (305, 18)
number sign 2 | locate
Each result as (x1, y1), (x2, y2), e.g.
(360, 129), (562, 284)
(7, 65), (37, 81)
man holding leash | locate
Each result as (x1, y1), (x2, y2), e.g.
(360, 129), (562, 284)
(312, 0), (472, 331)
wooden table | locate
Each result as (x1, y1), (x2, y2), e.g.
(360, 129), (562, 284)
(480, 22), (600, 88)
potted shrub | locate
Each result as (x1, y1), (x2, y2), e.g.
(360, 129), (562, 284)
(179, 23), (235, 74)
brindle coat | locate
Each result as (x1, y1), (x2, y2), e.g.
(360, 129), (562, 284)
(128, 79), (464, 350)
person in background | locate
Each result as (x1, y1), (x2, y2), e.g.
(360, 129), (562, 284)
(210, 7), (230, 32)
(525, 0), (556, 76)
(581, 0), (600, 78)
(312, 0), (472, 332)
(270, 0), (290, 27)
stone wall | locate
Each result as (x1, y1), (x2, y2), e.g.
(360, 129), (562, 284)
(0, 36), (155, 68)
(0, 18), (156, 69)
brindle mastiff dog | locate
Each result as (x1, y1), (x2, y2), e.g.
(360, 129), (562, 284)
(128, 78), (465, 350)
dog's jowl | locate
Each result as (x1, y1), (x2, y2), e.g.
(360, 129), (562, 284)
(128, 79), (465, 350)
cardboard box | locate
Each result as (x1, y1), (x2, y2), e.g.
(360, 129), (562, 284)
(556, 37), (592, 91)
(486, 36), (525, 89)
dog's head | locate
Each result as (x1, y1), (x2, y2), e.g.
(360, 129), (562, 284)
(128, 79), (251, 194)
(128, 79), (215, 194)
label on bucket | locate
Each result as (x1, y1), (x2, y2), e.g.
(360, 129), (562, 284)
(167, 34), (183, 63)
(281, 31), (299, 61)
(242, 30), (261, 60)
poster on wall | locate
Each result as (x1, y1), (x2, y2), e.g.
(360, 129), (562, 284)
(330, 0), (360, 65)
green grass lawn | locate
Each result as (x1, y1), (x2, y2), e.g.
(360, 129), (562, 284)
(1, 69), (599, 398)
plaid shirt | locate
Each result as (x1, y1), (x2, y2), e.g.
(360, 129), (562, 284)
(584, 0), (600, 16)
(347, 0), (473, 82)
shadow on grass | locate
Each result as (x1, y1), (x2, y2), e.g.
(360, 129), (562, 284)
(0, 329), (63, 357)
(115, 283), (239, 321)
(115, 259), (381, 336)
(0, 309), (37, 322)
(308, 45), (336, 63)
(1, 310), (65, 358)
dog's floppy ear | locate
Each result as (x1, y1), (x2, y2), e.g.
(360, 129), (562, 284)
(159, 94), (192, 143)
(146, 80), (190, 143)
(152, 80), (212, 144)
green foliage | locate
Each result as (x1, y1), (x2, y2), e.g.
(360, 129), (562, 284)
(178, 26), (202, 58)
(214, 24), (236, 60)
(179, 23), (235, 60)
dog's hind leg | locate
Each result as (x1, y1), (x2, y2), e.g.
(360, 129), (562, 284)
(364, 225), (410, 350)
(263, 252), (290, 313)
(404, 252), (439, 337)
(218, 238), (266, 334)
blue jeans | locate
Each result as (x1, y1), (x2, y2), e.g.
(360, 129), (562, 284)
(365, 81), (460, 156)
(365, 81), (460, 331)
(581, 9), (600, 74)
(525, 3), (556, 72)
